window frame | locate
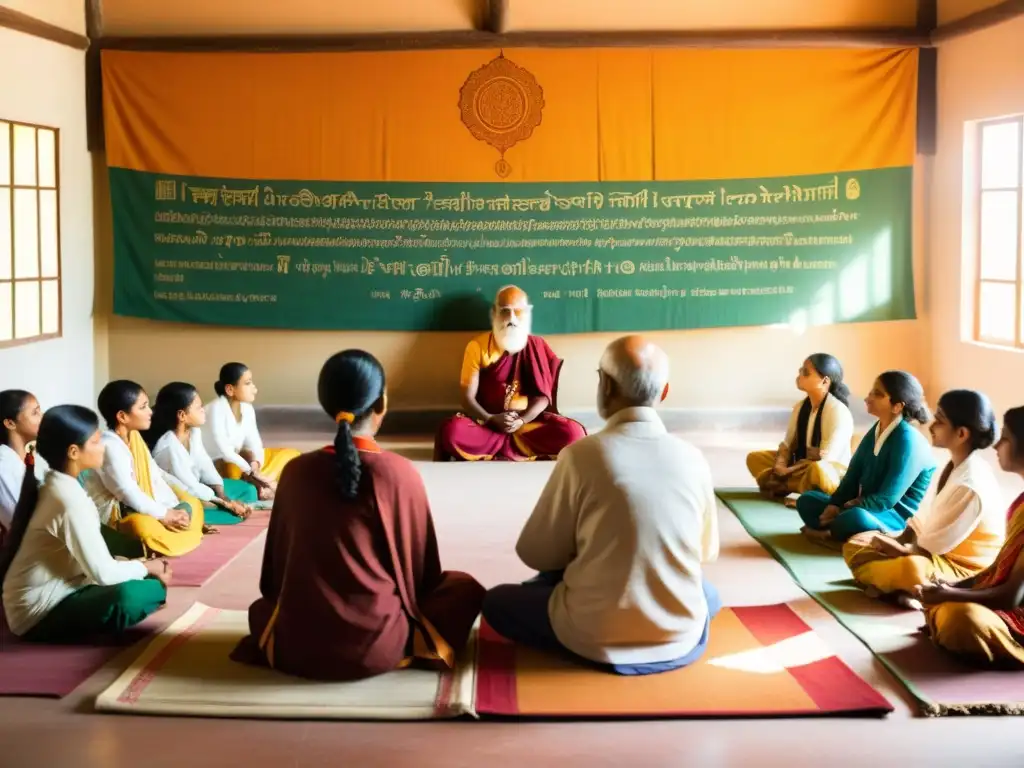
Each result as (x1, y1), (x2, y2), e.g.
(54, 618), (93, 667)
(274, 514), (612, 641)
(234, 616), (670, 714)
(973, 115), (1024, 348)
(0, 117), (62, 350)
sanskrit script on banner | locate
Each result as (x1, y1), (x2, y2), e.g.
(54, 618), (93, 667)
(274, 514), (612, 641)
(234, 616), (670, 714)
(110, 166), (914, 333)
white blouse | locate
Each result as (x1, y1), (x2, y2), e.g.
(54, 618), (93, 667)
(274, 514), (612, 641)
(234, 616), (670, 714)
(3, 470), (148, 636)
(782, 394), (855, 466)
(910, 450), (1005, 561)
(152, 429), (222, 503)
(203, 396), (264, 474)
(84, 431), (184, 523)
(0, 444), (47, 530)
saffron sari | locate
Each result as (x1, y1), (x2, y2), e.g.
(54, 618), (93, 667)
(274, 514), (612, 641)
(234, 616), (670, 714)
(924, 491), (1024, 667)
(434, 334), (586, 461)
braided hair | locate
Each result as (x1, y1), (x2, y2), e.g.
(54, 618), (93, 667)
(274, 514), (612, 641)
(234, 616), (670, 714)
(317, 350), (386, 499)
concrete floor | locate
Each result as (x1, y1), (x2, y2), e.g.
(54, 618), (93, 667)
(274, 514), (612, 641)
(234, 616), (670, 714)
(2, 429), (1024, 768)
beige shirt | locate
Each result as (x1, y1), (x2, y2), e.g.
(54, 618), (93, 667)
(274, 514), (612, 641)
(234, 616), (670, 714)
(516, 407), (719, 665)
(782, 394), (854, 466)
(3, 470), (148, 636)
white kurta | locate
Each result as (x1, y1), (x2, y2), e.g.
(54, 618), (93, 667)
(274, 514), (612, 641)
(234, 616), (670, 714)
(152, 429), (223, 503)
(203, 396), (264, 474)
(84, 431), (184, 524)
(2, 470), (148, 636)
(0, 444), (48, 530)
(782, 394), (855, 466)
(516, 406), (719, 666)
(910, 450), (1005, 561)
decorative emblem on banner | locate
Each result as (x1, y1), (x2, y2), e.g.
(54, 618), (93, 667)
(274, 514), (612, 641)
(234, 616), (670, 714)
(459, 52), (545, 178)
(845, 178), (861, 200)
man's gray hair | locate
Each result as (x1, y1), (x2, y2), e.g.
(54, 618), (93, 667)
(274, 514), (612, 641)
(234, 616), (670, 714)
(599, 339), (670, 405)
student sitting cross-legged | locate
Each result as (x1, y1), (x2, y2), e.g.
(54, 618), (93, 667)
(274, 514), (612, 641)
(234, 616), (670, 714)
(796, 370), (936, 544)
(1, 406), (171, 642)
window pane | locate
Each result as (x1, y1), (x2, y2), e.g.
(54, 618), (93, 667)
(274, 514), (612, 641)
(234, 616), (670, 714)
(36, 129), (56, 188)
(0, 122), (9, 185)
(39, 190), (58, 277)
(12, 125), (36, 187)
(41, 279), (58, 334)
(979, 190), (1020, 281)
(979, 281), (1017, 342)
(13, 189), (38, 278)
(981, 121), (1022, 190)
(0, 188), (9, 280)
(14, 280), (39, 339)
(0, 281), (10, 341)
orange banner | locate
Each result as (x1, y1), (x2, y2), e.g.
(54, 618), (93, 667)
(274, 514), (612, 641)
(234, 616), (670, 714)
(102, 47), (917, 183)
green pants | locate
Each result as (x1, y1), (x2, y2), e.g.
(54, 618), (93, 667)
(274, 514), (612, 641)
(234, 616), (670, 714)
(23, 577), (167, 643)
(223, 478), (258, 504)
(203, 479), (258, 525)
(101, 523), (146, 559)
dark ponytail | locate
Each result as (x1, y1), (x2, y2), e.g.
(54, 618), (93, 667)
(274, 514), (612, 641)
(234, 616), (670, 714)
(805, 354), (851, 406)
(214, 363), (249, 399)
(144, 382), (200, 450)
(0, 390), (34, 447)
(317, 350), (387, 499)
(878, 370), (930, 424)
(0, 405), (99, 585)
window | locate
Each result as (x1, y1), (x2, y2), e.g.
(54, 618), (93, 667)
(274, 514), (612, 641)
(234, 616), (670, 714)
(974, 116), (1024, 347)
(0, 119), (61, 348)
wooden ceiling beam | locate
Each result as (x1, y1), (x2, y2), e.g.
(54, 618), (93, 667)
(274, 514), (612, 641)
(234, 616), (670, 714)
(483, 0), (508, 35)
(94, 27), (932, 53)
(932, 0), (1024, 43)
(0, 5), (89, 49)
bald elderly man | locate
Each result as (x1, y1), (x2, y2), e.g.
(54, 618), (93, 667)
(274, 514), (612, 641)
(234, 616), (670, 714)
(482, 336), (721, 674)
(433, 285), (586, 462)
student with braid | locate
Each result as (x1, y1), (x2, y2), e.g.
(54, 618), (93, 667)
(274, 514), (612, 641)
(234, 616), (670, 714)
(233, 350), (484, 681)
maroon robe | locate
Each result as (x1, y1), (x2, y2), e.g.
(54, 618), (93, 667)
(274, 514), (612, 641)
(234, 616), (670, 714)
(231, 439), (484, 681)
(434, 335), (587, 461)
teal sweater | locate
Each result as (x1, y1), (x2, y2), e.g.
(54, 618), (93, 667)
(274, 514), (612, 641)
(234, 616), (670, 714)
(829, 419), (936, 522)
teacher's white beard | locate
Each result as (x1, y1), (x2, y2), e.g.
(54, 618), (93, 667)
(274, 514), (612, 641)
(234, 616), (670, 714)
(493, 316), (531, 354)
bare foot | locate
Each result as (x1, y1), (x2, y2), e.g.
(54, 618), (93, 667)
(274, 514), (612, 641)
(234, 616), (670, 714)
(202, 525), (220, 535)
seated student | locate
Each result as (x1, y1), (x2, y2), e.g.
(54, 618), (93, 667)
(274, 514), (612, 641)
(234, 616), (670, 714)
(482, 336), (720, 674)
(434, 285), (586, 461)
(746, 354), (854, 497)
(1, 405), (171, 642)
(232, 350), (485, 681)
(146, 382), (255, 526)
(1, 390), (45, 537)
(843, 390), (1004, 607)
(915, 406), (1024, 667)
(204, 363), (299, 501)
(796, 371), (935, 544)
(84, 380), (206, 558)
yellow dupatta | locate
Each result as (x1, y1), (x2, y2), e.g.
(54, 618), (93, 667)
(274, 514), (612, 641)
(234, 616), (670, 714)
(112, 430), (205, 558)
